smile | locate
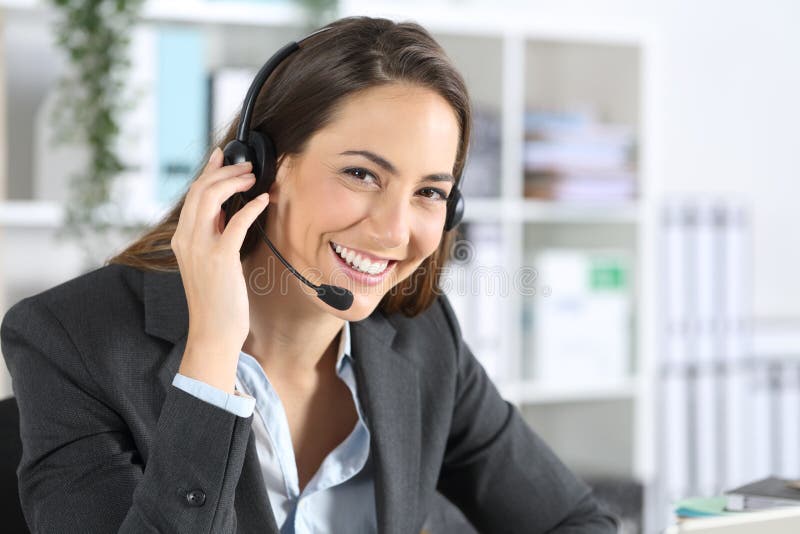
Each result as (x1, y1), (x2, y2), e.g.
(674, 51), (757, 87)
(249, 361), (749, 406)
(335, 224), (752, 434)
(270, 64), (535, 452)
(329, 241), (397, 275)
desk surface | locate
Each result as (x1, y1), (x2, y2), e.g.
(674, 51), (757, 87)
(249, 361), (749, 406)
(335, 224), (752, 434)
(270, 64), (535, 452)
(666, 506), (800, 533)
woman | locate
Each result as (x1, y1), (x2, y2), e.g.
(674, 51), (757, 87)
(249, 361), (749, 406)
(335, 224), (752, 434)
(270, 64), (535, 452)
(1, 16), (618, 534)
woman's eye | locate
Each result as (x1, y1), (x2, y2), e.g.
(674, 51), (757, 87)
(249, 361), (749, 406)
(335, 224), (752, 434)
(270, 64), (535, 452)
(344, 167), (378, 184)
(419, 187), (449, 201)
(343, 168), (447, 201)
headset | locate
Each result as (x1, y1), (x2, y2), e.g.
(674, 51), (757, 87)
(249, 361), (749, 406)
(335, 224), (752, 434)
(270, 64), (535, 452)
(220, 25), (465, 311)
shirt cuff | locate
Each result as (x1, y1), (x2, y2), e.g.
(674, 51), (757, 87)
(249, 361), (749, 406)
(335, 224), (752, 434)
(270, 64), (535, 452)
(172, 373), (255, 418)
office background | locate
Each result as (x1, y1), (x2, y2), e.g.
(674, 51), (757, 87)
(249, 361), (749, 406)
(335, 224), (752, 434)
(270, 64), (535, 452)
(1, 1), (799, 533)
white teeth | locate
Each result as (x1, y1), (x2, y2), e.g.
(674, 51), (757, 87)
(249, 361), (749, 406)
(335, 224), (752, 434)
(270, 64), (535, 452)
(331, 242), (389, 275)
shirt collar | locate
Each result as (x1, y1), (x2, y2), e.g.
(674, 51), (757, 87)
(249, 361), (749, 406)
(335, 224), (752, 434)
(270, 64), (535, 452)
(335, 320), (352, 374)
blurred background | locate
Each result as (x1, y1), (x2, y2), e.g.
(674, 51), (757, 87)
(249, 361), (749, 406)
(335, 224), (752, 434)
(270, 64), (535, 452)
(1, 0), (799, 533)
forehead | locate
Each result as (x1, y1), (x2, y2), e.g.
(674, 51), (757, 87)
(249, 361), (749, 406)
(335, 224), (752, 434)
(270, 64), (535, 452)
(309, 83), (461, 171)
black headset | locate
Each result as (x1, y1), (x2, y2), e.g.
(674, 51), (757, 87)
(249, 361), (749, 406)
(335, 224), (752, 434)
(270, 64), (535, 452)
(219, 26), (466, 311)
(221, 25), (465, 231)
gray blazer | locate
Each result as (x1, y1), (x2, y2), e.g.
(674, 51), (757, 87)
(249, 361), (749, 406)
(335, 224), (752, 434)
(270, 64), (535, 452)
(1, 263), (618, 533)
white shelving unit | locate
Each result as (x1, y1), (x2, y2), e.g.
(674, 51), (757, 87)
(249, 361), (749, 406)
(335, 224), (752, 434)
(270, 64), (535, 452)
(1, 1), (659, 530)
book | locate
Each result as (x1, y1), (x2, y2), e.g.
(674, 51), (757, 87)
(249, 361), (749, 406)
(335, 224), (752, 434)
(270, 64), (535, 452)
(674, 496), (737, 519)
(725, 476), (800, 511)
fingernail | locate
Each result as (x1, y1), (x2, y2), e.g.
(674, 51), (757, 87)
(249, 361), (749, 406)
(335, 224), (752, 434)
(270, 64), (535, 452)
(210, 146), (221, 163)
(236, 161), (252, 167)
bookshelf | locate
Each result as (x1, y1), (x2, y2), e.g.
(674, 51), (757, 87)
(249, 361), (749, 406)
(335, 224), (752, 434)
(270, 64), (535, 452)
(0, 1), (658, 530)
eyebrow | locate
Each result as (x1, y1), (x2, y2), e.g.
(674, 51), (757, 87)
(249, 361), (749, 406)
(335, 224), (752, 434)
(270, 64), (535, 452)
(339, 150), (455, 184)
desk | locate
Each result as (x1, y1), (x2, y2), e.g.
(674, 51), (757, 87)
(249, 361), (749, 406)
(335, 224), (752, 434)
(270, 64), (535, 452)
(666, 506), (800, 533)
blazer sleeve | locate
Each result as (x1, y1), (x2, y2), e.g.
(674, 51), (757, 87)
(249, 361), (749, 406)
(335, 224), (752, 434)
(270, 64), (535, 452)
(1, 296), (252, 533)
(434, 295), (620, 533)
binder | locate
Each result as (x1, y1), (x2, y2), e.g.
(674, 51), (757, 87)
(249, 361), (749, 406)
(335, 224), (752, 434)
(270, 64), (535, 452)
(723, 202), (750, 488)
(694, 199), (717, 497)
(658, 198), (754, 506)
(751, 357), (773, 482)
(780, 363), (800, 478)
(662, 199), (690, 503)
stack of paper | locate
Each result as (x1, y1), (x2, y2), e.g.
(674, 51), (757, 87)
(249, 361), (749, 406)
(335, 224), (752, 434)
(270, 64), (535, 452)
(523, 109), (636, 202)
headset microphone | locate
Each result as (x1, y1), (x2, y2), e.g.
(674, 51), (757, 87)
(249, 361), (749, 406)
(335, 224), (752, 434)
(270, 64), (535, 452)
(251, 216), (354, 311)
(220, 25), (464, 312)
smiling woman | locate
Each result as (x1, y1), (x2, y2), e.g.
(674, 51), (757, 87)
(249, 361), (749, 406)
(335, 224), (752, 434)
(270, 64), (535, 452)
(1, 15), (618, 534)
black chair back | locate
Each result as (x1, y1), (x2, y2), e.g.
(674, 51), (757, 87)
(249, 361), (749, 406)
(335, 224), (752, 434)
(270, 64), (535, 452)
(0, 396), (29, 533)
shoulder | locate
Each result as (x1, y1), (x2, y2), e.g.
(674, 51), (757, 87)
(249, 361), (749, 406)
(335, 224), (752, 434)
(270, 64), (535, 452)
(2, 263), (144, 333)
(379, 293), (464, 371)
(384, 292), (460, 340)
(1, 264), (150, 372)
(1, 264), (174, 410)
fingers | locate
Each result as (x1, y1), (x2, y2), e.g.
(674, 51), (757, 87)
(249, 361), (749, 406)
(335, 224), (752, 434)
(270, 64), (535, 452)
(188, 160), (253, 206)
(198, 147), (252, 187)
(203, 146), (223, 174)
(195, 173), (258, 235)
(181, 147), (254, 235)
(220, 193), (270, 253)
(173, 148), (266, 274)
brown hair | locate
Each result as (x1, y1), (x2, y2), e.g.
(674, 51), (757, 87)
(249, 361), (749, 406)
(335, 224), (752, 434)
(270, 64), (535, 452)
(107, 15), (472, 317)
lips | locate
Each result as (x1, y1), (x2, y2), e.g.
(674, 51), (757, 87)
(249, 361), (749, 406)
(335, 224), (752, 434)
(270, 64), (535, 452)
(329, 241), (396, 275)
(329, 241), (395, 262)
(329, 242), (397, 285)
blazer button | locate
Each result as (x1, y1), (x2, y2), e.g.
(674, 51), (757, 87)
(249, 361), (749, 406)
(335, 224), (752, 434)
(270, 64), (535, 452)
(185, 489), (206, 507)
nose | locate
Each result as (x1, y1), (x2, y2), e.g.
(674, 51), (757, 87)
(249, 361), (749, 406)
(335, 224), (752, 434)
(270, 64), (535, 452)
(369, 194), (411, 251)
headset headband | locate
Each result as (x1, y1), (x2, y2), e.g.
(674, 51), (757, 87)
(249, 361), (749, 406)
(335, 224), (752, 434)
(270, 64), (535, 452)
(227, 23), (464, 232)
(236, 26), (333, 142)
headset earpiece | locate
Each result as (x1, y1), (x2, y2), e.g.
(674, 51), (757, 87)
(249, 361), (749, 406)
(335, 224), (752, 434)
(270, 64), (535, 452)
(222, 138), (252, 166)
(245, 130), (277, 201)
(220, 130), (278, 222)
(444, 186), (464, 232)
(222, 131), (276, 201)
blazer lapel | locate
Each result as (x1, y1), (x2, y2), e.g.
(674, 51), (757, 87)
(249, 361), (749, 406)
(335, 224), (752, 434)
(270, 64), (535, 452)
(142, 269), (278, 534)
(351, 314), (421, 534)
(234, 430), (280, 533)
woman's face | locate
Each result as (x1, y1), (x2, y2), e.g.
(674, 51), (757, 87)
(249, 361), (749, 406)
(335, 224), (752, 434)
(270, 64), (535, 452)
(263, 82), (461, 320)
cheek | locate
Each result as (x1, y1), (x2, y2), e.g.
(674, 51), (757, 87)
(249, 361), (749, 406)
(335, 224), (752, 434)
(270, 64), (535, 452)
(313, 177), (371, 223)
(413, 211), (446, 254)
(291, 176), (368, 234)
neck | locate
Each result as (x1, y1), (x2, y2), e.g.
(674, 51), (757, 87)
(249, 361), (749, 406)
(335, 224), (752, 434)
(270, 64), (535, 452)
(241, 248), (345, 386)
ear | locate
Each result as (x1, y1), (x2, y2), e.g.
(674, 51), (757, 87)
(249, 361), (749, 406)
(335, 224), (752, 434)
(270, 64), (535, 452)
(269, 154), (294, 201)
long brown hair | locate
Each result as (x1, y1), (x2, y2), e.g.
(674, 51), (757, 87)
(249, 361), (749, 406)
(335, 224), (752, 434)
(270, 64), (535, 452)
(107, 15), (472, 317)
